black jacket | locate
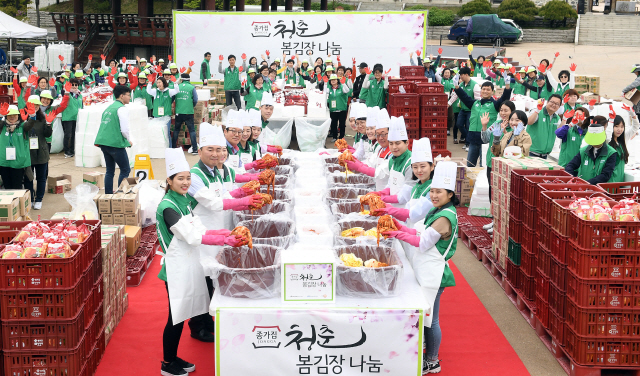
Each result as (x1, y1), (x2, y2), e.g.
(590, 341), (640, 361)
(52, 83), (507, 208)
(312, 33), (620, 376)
(565, 145), (617, 184)
(454, 86), (513, 145)
(353, 73), (366, 99)
(28, 110), (52, 165)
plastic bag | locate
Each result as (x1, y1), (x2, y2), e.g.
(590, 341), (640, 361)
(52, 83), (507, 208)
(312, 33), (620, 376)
(333, 218), (393, 247)
(327, 171), (376, 189)
(259, 118), (293, 149)
(258, 187), (292, 203)
(294, 188), (327, 207)
(334, 244), (403, 298)
(202, 244), (282, 299)
(137, 180), (166, 227)
(295, 204), (331, 225)
(297, 222), (333, 247)
(326, 186), (371, 205)
(147, 116), (171, 159)
(234, 201), (292, 225)
(236, 214), (296, 249)
(294, 117), (332, 152)
(50, 118), (64, 154)
(65, 183), (100, 220)
(331, 202), (374, 221)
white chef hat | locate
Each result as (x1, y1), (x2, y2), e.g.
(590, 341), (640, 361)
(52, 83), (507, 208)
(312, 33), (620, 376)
(349, 103), (359, 119)
(165, 148), (190, 177)
(199, 122), (216, 148)
(212, 124), (227, 147)
(388, 116), (408, 142)
(367, 110), (379, 129)
(225, 110), (243, 130)
(377, 108), (390, 130)
(248, 109), (262, 128)
(260, 92), (275, 107)
(366, 106), (379, 122)
(236, 110), (251, 129)
(431, 161), (457, 191)
(411, 138), (433, 164)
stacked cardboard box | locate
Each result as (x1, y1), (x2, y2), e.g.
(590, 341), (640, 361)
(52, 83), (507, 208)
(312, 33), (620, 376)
(0, 190), (31, 221)
(101, 225), (129, 346)
(83, 172), (105, 189)
(96, 181), (141, 227)
(204, 80), (226, 105)
(490, 157), (563, 268)
(47, 174), (72, 194)
(574, 75), (601, 95)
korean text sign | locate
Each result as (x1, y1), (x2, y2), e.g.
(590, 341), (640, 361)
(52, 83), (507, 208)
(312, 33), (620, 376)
(215, 308), (423, 375)
(173, 11), (427, 83)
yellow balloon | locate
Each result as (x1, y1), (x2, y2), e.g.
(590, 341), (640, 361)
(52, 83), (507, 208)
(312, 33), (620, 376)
(468, 44), (474, 53)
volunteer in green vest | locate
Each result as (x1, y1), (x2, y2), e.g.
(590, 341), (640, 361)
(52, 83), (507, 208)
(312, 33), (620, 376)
(54, 72), (68, 98)
(34, 77), (57, 99)
(13, 75), (30, 110)
(241, 68), (256, 100)
(94, 85), (133, 194)
(518, 73), (554, 101)
(238, 112), (255, 167)
(169, 63), (180, 80)
(511, 68), (527, 96)
(244, 74), (270, 111)
(453, 67), (478, 149)
(371, 116), (413, 197)
(547, 65), (576, 95)
(0, 104), (36, 189)
(147, 77), (180, 139)
(555, 107), (590, 167)
(557, 89), (581, 117)
(454, 72), (513, 167)
(157, 147), (245, 376)
(622, 64), (640, 116)
(526, 94), (562, 159)
(362, 66), (389, 109)
(200, 52), (212, 84)
(382, 161), (459, 375)
(132, 72), (153, 117)
(259, 92), (274, 129)
(326, 74), (353, 141)
(218, 54), (246, 110)
(435, 67), (455, 136)
(485, 61), (505, 87)
(608, 108), (640, 182)
(280, 58), (298, 85)
(566, 116), (618, 184)
(174, 73), (199, 152)
(467, 44), (489, 79)
(61, 79), (83, 158)
(161, 69), (179, 89)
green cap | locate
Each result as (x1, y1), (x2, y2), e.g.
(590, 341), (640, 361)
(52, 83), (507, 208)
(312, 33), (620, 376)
(584, 123), (607, 146)
(163, 69), (171, 75)
(248, 68), (256, 74)
(117, 72), (127, 78)
(74, 70), (83, 78)
(6, 105), (19, 116)
(39, 90), (53, 100)
(329, 74), (338, 81)
(169, 63), (178, 69)
(19, 77), (27, 83)
(27, 95), (42, 105)
(326, 66), (334, 72)
(138, 72), (147, 79)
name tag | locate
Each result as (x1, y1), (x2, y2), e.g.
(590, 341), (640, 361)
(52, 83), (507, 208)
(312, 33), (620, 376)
(572, 137), (576, 141)
(255, 100), (260, 107)
(331, 100), (337, 108)
(584, 160), (589, 166)
(29, 137), (39, 150)
(6, 147), (16, 161)
(158, 107), (165, 116)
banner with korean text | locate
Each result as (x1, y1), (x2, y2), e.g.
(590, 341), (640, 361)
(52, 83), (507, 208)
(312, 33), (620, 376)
(215, 308), (423, 375)
(173, 11), (427, 84)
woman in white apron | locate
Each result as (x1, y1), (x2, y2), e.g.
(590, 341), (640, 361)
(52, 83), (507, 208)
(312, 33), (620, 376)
(245, 109), (283, 164)
(371, 116), (414, 199)
(382, 161), (459, 375)
(157, 148), (245, 376)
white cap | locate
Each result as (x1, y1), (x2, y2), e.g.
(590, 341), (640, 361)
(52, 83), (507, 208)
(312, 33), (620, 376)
(377, 108), (390, 130)
(236, 110), (249, 128)
(367, 111), (379, 129)
(260, 92), (274, 107)
(165, 148), (190, 177)
(387, 116), (408, 142)
(366, 106), (379, 122)
(225, 110), (243, 130)
(411, 138), (433, 164)
(248, 109), (262, 128)
(212, 124), (227, 147)
(199, 122), (217, 148)
(431, 161), (457, 191)
(349, 102), (361, 119)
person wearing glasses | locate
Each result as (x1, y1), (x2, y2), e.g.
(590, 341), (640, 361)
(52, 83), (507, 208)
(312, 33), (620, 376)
(526, 94), (563, 160)
(547, 67), (576, 96)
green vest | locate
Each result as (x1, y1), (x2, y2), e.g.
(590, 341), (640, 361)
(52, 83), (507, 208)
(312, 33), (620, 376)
(43, 106), (55, 143)
(528, 109), (560, 155)
(176, 82), (195, 115)
(153, 89), (173, 118)
(133, 85), (153, 110)
(512, 81), (526, 96)
(201, 59), (211, 81)
(238, 140), (253, 159)
(577, 145), (617, 181)
(223, 66), (241, 91)
(388, 149), (412, 174)
(609, 143), (626, 183)
(246, 85), (270, 110)
(156, 189), (194, 282)
(474, 66), (486, 79)
(188, 162), (221, 208)
(0, 122), (31, 168)
(61, 93), (84, 122)
(558, 126), (585, 167)
(459, 80), (477, 112)
(538, 84), (552, 101)
(486, 122), (513, 169)
(94, 101), (130, 148)
(411, 179), (432, 199)
(469, 100), (498, 133)
(491, 75), (505, 87)
(528, 82), (539, 100)
(17, 88), (27, 110)
(54, 81), (64, 96)
(564, 103), (581, 113)
(424, 204), (457, 288)
(359, 87), (369, 103)
(327, 85), (351, 112)
(365, 79), (387, 109)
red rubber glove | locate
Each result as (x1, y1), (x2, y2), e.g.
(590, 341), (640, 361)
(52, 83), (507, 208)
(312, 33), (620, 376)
(372, 205), (410, 222)
(383, 231), (420, 247)
(241, 53), (247, 60)
(59, 55), (65, 61)
(229, 187), (249, 198)
(219, 55), (224, 61)
(438, 48), (443, 55)
(0, 103), (9, 117)
(346, 160), (374, 177)
(555, 52), (560, 58)
(235, 173), (260, 183)
(564, 109), (575, 120)
(563, 94), (570, 104)
(381, 195), (399, 204)
(168, 55), (173, 62)
(189, 61), (195, 67)
(205, 229), (231, 236)
(100, 54), (106, 61)
(222, 195), (262, 211)
(527, 51), (531, 57)
(371, 188), (391, 197)
(570, 63), (577, 72)
(49, 77), (55, 87)
(180, 67), (186, 73)
(267, 145), (282, 154)
(392, 217), (417, 235)
(609, 105), (616, 121)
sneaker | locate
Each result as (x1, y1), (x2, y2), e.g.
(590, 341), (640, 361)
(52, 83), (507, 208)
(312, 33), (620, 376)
(161, 361), (188, 376)
(460, 138), (466, 143)
(423, 360), (441, 374)
(33, 202), (42, 210)
(191, 328), (215, 342)
(453, 139), (458, 144)
(64, 154), (72, 158)
(483, 221), (494, 230)
(174, 357), (195, 373)
(447, 130), (450, 136)
(487, 227), (493, 234)
(190, 150), (198, 155)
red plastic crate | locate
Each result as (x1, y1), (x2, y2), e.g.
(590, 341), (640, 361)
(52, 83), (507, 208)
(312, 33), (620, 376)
(597, 181), (640, 201)
(536, 292), (550, 329)
(549, 229), (569, 264)
(544, 193), (612, 237)
(126, 259), (147, 287)
(567, 247), (640, 280)
(420, 93), (448, 106)
(421, 106), (447, 118)
(540, 220), (553, 250)
(134, 247), (154, 271)
(564, 326), (640, 366)
(427, 137), (447, 151)
(432, 149), (451, 158)
(522, 173), (576, 207)
(536, 267), (550, 301)
(510, 170), (569, 201)
(415, 83), (444, 94)
(566, 270), (640, 309)
(550, 256), (567, 291)
(565, 298), (640, 338)
(509, 195), (523, 222)
(420, 116), (447, 129)
(508, 216), (522, 243)
(549, 280), (566, 316)
(522, 269), (536, 302)
(548, 309), (566, 345)
(539, 245), (552, 278)
(521, 223), (536, 252)
(421, 128), (447, 141)
(399, 66), (425, 77)
(403, 117), (419, 130)
(569, 209), (640, 251)
(522, 203), (538, 232)
(388, 81), (416, 94)
(388, 106), (419, 119)
(406, 128), (420, 141)
(389, 93), (420, 107)
(521, 248), (536, 277)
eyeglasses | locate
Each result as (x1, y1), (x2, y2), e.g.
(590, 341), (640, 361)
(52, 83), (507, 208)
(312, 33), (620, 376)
(560, 75), (568, 79)
(376, 132), (389, 138)
(548, 101), (561, 107)
(227, 129), (242, 135)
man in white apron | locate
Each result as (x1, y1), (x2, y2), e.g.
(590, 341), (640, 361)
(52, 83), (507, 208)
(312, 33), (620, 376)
(382, 161), (459, 375)
(186, 123), (262, 342)
(259, 91), (274, 129)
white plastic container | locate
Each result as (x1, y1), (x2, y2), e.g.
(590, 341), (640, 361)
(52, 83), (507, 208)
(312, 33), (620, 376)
(34, 45), (47, 72)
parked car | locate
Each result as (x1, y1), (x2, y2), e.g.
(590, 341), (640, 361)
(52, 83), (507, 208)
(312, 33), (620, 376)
(448, 15), (523, 45)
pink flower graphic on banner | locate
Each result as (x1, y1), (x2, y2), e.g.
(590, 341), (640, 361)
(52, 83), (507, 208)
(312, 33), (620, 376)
(336, 14), (356, 24)
(232, 334), (245, 346)
(255, 314), (262, 323)
(389, 351), (399, 359)
(232, 316), (240, 326)
(176, 39), (184, 49)
(219, 338), (229, 350)
(185, 36), (196, 46)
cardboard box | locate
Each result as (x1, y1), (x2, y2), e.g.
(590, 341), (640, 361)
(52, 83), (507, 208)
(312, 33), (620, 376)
(0, 190), (30, 216)
(47, 174), (72, 194)
(118, 178), (138, 193)
(113, 213), (126, 226)
(124, 226), (141, 256)
(580, 92), (600, 105)
(123, 193), (139, 215)
(83, 172), (105, 189)
(0, 196), (20, 222)
(101, 213), (114, 225)
(125, 210), (139, 226)
(98, 194), (113, 214)
(111, 193), (125, 214)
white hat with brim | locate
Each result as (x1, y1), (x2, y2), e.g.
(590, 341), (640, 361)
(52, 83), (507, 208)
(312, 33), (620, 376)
(165, 148), (190, 177)
(19, 77), (27, 83)
(431, 161), (457, 191)
(387, 116), (408, 142)
(27, 95), (41, 105)
(39, 90), (53, 100)
(411, 138), (433, 164)
(225, 110), (243, 130)
(377, 108), (390, 130)
(260, 92), (275, 107)
(6, 105), (19, 116)
(248, 109), (262, 128)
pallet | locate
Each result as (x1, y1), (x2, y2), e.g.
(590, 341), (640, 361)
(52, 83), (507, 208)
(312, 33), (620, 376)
(469, 237), (493, 262)
(481, 247), (506, 289)
(503, 276), (537, 328)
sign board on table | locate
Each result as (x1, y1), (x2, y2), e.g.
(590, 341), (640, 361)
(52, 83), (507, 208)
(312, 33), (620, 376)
(281, 247), (336, 303)
(173, 11), (427, 84)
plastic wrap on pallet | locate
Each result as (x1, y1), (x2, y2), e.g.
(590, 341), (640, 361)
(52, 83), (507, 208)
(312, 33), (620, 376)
(100, 104), (151, 167)
(295, 117), (332, 152)
(235, 214), (296, 249)
(65, 183), (100, 221)
(75, 102), (110, 168)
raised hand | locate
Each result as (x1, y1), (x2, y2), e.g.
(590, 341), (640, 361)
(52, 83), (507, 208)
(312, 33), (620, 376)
(58, 55), (64, 61)
(168, 55), (172, 61)
(384, 68), (391, 76)
(548, 64), (553, 70)
(32, 66), (38, 73)
(503, 58), (509, 64)
(336, 56), (341, 63)
(26, 102), (36, 116)
(437, 48), (443, 55)
(563, 94), (569, 104)
(241, 53), (247, 60)
(180, 67), (186, 73)
(416, 50), (422, 57)
(352, 57), (356, 64)
(265, 50), (270, 56)
(527, 51), (531, 58)
(239, 66), (243, 73)
(170, 75), (176, 82)
(538, 64), (546, 73)
(588, 99), (597, 107)
(480, 112), (491, 127)
(49, 77), (55, 87)
(609, 105), (616, 120)
(219, 54), (224, 61)
(622, 103), (633, 112)
(467, 44), (473, 53)
(509, 66), (516, 74)
(0, 103), (9, 116)
(88, 54), (93, 61)
(570, 63), (577, 72)
(189, 61), (195, 67)
(242, 79), (246, 87)
(340, 76), (346, 84)
(100, 54), (106, 61)
(46, 111), (57, 123)
(365, 67), (371, 75)
(65, 81), (71, 92)
(10, 66), (17, 74)
(323, 76), (328, 83)
(555, 52), (560, 58)
(28, 75), (38, 86)
(564, 109), (575, 120)
(132, 66), (139, 75)
(537, 98), (545, 111)
(121, 57), (127, 64)
(19, 108), (28, 121)
(516, 73), (521, 81)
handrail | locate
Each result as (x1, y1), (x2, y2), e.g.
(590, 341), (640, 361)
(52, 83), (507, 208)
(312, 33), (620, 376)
(102, 33), (117, 62)
(76, 22), (97, 59)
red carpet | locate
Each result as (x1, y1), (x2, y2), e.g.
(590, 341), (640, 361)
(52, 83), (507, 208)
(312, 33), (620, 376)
(96, 258), (529, 376)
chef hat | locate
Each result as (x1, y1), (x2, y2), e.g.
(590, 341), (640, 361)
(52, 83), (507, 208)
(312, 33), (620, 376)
(431, 161), (457, 191)
(260, 92), (275, 107)
(226, 110), (243, 130)
(377, 108), (390, 129)
(411, 138), (433, 164)
(212, 125), (227, 147)
(248, 109), (262, 128)
(349, 103), (361, 119)
(387, 116), (408, 142)
(354, 103), (367, 120)
(199, 122), (217, 148)
(367, 109), (379, 129)
(238, 110), (252, 128)
(165, 148), (190, 177)
(366, 106), (379, 122)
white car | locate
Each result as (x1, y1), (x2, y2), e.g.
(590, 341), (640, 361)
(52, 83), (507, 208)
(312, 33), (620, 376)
(501, 19), (524, 42)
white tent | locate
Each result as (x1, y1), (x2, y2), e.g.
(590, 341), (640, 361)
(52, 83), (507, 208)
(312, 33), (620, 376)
(0, 11), (47, 38)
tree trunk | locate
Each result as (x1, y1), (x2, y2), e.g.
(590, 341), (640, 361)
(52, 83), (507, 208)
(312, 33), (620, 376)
(36, 0), (40, 27)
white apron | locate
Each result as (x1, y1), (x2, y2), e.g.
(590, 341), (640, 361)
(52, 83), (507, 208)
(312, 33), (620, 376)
(240, 151), (253, 166)
(159, 198), (210, 325)
(225, 154), (247, 175)
(409, 208), (457, 328)
(191, 166), (226, 258)
(388, 157), (412, 196)
(222, 179), (235, 229)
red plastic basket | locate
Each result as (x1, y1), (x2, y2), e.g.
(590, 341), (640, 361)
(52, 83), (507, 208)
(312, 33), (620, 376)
(550, 229), (569, 264)
(536, 291), (550, 329)
(420, 93), (448, 107)
(522, 269), (536, 302)
(406, 128), (420, 141)
(388, 106), (419, 119)
(566, 270), (640, 309)
(521, 223), (536, 253)
(537, 267), (550, 301)
(389, 93), (420, 108)
(540, 220), (553, 250)
(427, 137), (447, 151)
(567, 247), (640, 280)
(569, 209), (640, 251)
(539, 245), (552, 278)
(522, 204), (538, 232)
(597, 181), (640, 201)
(508, 215), (522, 244)
(421, 106), (447, 118)
(565, 298), (640, 338)
(126, 259), (147, 287)
(549, 280), (566, 316)
(564, 326), (640, 366)
(522, 174), (580, 207)
(404, 117), (420, 130)
(506, 259), (521, 291)
(420, 116), (447, 130)
(548, 309), (566, 345)
(432, 149), (451, 158)
(421, 128), (447, 141)
(544, 193), (612, 237)
(399, 66), (425, 78)
(509, 170), (569, 201)
(549, 256), (567, 291)
(415, 83), (444, 94)
(509, 195), (523, 222)
(521, 247), (536, 277)
(388, 81), (416, 94)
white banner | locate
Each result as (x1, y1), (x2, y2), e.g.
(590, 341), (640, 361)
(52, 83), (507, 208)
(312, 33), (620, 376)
(174, 11), (427, 83)
(215, 308), (423, 375)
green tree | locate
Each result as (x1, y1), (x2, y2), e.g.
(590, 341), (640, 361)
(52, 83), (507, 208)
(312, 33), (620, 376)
(539, 0), (578, 21)
(428, 8), (455, 26)
(458, 0), (492, 17)
(497, 0), (538, 22)
(0, 0), (30, 20)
